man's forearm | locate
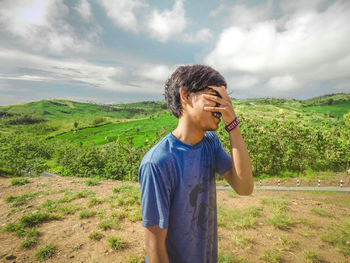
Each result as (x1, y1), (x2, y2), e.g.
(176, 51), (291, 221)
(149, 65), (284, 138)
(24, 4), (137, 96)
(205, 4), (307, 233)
(147, 244), (169, 263)
(145, 225), (169, 263)
(227, 126), (253, 195)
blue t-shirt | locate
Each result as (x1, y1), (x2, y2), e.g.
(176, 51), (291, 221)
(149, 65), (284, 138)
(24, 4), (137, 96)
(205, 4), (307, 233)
(139, 131), (232, 263)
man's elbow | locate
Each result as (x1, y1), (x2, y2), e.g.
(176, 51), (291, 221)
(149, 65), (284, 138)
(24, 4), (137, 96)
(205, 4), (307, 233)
(236, 172), (254, 196)
(236, 184), (254, 196)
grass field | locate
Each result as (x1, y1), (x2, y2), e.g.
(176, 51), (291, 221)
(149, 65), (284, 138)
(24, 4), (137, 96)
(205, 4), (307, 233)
(50, 113), (178, 147)
(303, 100), (350, 119)
(1, 176), (349, 263)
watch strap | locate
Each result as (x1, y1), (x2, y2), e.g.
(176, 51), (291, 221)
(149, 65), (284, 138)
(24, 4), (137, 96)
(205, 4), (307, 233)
(225, 117), (241, 132)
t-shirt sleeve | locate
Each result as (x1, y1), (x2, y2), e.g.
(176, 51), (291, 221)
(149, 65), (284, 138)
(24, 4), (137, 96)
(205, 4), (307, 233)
(214, 134), (232, 175)
(139, 162), (172, 229)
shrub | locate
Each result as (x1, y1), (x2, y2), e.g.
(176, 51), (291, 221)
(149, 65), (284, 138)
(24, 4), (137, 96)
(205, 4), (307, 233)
(21, 228), (39, 249)
(108, 236), (127, 250)
(98, 219), (120, 231)
(88, 232), (103, 241)
(35, 243), (55, 260)
(6, 114), (46, 125)
(261, 248), (282, 263)
(79, 210), (97, 219)
(5, 192), (38, 207)
(267, 213), (295, 231)
(11, 178), (30, 186)
(85, 178), (100, 186)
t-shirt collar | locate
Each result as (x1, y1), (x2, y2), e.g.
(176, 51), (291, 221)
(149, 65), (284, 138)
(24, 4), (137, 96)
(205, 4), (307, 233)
(169, 132), (204, 150)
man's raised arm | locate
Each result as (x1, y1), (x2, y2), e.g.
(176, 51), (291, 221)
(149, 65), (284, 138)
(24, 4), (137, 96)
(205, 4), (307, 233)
(223, 125), (253, 195)
(203, 85), (253, 195)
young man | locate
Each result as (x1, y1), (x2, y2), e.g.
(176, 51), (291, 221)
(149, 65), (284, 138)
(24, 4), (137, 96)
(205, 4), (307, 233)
(139, 65), (253, 263)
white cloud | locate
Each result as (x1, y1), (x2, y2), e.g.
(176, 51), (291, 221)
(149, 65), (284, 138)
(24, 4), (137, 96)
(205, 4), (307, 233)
(0, 75), (53, 82)
(227, 75), (260, 90)
(225, 1), (273, 28)
(137, 65), (173, 82)
(267, 75), (299, 91)
(0, 0), (93, 55)
(0, 49), (124, 92)
(205, 22), (276, 73)
(98, 0), (146, 32)
(147, 0), (186, 42)
(280, 0), (330, 13)
(0, 0), (53, 37)
(205, 1), (350, 85)
(75, 0), (92, 22)
(183, 28), (212, 43)
(0, 49), (173, 97)
(210, 0), (273, 28)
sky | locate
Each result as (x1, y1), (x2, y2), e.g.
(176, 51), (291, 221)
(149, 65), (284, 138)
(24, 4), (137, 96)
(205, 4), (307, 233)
(0, 0), (350, 106)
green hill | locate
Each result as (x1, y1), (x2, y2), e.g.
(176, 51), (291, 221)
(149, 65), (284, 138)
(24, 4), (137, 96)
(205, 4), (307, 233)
(301, 93), (350, 106)
(0, 99), (168, 137)
(0, 99), (166, 121)
(0, 93), (349, 146)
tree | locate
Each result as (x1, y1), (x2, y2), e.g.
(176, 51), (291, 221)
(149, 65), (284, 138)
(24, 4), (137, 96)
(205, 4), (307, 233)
(344, 109), (350, 126)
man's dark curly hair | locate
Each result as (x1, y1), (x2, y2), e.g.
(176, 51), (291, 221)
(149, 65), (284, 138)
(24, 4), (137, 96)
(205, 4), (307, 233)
(164, 65), (227, 118)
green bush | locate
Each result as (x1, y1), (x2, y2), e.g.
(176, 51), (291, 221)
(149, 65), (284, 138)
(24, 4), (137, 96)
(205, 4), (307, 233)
(11, 178), (30, 186)
(35, 243), (55, 260)
(108, 236), (127, 250)
(85, 178), (100, 186)
(88, 231), (103, 241)
(5, 114), (46, 125)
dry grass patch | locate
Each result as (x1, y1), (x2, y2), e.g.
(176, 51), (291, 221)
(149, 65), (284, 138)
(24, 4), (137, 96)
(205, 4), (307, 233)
(218, 252), (251, 263)
(34, 243), (56, 261)
(10, 178), (30, 186)
(303, 249), (326, 263)
(88, 231), (104, 241)
(218, 205), (263, 229)
(267, 213), (296, 231)
(261, 247), (283, 263)
(310, 208), (333, 218)
(321, 219), (350, 256)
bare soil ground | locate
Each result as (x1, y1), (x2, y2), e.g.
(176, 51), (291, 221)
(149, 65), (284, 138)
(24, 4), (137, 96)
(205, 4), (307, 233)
(0, 175), (349, 263)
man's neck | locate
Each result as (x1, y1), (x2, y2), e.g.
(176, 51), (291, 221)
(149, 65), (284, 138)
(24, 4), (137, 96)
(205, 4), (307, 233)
(172, 116), (205, 145)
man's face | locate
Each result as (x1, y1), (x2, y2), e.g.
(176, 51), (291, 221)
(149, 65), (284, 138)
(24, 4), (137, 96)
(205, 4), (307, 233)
(185, 87), (223, 131)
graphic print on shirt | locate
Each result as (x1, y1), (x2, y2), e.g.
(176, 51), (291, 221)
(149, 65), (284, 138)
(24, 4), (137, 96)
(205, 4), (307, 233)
(185, 165), (217, 261)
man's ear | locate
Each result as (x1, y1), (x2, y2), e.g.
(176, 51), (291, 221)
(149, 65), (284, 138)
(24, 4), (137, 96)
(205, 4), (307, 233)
(179, 88), (190, 104)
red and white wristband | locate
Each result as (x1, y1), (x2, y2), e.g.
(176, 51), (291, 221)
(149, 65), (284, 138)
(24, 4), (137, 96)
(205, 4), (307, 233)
(225, 117), (241, 132)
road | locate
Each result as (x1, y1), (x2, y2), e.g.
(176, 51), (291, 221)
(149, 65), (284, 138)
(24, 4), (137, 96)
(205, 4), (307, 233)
(217, 185), (350, 193)
(40, 172), (350, 193)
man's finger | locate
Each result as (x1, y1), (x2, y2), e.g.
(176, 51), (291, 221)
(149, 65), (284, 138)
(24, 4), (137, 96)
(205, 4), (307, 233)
(204, 106), (225, 112)
(202, 94), (222, 103)
(207, 85), (229, 100)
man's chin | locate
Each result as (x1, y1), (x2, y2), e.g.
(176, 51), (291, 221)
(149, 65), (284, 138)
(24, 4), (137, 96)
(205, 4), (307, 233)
(207, 124), (219, 131)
